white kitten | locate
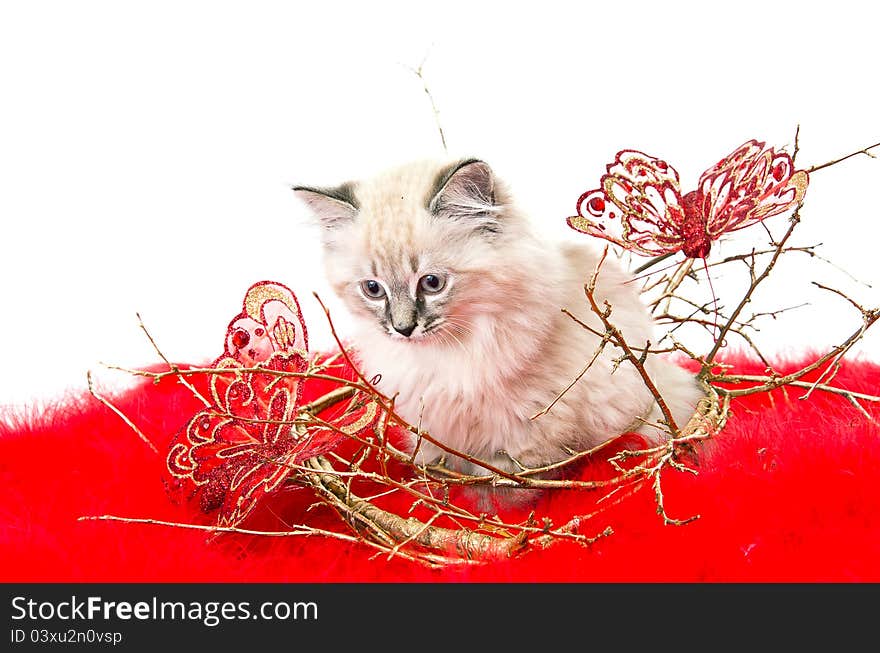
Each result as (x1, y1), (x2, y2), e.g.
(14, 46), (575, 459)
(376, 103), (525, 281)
(294, 159), (702, 503)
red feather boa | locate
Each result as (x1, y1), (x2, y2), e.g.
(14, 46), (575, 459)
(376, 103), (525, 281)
(2, 353), (878, 582)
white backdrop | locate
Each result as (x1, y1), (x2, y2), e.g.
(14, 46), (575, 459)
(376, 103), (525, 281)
(1, 1), (878, 408)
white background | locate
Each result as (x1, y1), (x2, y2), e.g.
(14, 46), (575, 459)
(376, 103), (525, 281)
(1, 1), (878, 408)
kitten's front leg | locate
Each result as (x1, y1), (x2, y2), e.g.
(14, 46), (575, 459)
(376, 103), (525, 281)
(407, 435), (524, 477)
(461, 450), (548, 511)
(407, 438), (501, 478)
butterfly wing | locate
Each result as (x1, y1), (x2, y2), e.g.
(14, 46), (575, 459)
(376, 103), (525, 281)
(165, 279), (385, 527)
(567, 188), (627, 244)
(568, 150), (688, 256)
(212, 283), (312, 526)
(216, 377), (302, 527)
(217, 368), (381, 528)
(166, 281), (312, 521)
(696, 139), (809, 238)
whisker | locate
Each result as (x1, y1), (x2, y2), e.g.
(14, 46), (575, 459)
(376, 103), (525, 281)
(428, 318), (470, 355)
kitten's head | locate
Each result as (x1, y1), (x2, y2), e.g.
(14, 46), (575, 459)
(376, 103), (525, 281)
(294, 158), (534, 346)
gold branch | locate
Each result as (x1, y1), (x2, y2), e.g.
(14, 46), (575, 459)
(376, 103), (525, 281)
(402, 47), (448, 154)
(807, 141), (880, 173)
(86, 371), (158, 454)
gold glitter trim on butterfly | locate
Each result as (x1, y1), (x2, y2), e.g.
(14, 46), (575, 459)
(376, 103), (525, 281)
(245, 282), (301, 321)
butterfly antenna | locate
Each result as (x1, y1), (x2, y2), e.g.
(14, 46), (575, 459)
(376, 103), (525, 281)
(702, 257), (720, 340)
(627, 256), (687, 285)
(633, 251), (676, 274)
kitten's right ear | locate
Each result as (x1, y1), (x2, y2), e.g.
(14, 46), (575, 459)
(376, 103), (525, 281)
(292, 183), (358, 231)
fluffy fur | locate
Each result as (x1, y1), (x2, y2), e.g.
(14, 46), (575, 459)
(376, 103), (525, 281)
(295, 159), (702, 486)
(1, 353), (879, 581)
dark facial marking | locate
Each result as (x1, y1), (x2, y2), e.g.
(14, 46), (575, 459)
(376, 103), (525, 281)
(389, 290), (418, 337)
(422, 315), (443, 332)
(370, 280), (454, 338)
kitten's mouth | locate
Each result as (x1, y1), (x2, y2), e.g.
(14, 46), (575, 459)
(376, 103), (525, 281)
(387, 329), (434, 343)
(383, 319), (468, 346)
(385, 324), (443, 344)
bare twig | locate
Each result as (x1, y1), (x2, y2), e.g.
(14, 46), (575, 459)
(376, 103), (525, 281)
(135, 312), (211, 408)
(77, 514), (471, 569)
(531, 331), (611, 420)
(703, 205), (804, 367)
(402, 48), (448, 154)
(585, 247), (680, 436)
(807, 141), (880, 173)
(86, 371), (158, 454)
(304, 456), (527, 561)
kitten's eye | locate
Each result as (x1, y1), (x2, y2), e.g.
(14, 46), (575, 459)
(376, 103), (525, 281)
(418, 273), (447, 294)
(360, 279), (386, 299)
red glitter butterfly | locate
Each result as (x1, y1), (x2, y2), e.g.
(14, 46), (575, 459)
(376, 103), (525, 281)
(166, 281), (379, 527)
(567, 140), (809, 260)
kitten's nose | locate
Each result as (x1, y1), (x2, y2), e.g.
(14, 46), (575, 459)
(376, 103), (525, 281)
(393, 323), (416, 338)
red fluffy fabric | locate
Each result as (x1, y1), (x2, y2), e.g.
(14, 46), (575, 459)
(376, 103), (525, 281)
(1, 353), (878, 582)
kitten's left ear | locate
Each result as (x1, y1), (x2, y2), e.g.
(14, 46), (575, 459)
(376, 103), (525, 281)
(428, 159), (500, 232)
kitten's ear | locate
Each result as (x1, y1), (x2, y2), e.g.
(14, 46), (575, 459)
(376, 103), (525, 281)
(292, 183), (358, 231)
(429, 159), (501, 233)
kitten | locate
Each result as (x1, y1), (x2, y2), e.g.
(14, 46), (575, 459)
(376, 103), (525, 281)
(294, 159), (702, 504)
